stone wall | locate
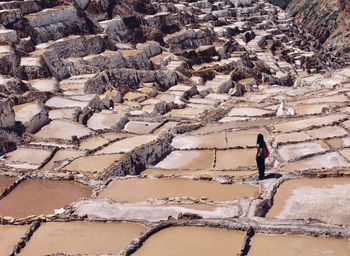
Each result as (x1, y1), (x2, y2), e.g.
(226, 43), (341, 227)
(0, 99), (15, 129)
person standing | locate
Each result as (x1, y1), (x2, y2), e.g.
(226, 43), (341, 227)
(256, 134), (269, 180)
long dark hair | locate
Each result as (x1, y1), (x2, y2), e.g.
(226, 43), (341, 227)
(257, 133), (264, 145)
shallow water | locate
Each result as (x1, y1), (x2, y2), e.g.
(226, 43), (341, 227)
(0, 225), (28, 255)
(96, 135), (158, 154)
(143, 168), (255, 178)
(249, 233), (350, 256)
(87, 112), (126, 131)
(278, 141), (329, 161)
(0, 176), (16, 194)
(36, 119), (91, 140)
(29, 78), (56, 92)
(215, 149), (257, 169)
(171, 133), (226, 149)
(13, 101), (41, 123)
(266, 178), (350, 224)
(98, 178), (259, 202)
(79, 136), (109, 150)
(41, 149), (85, 172)
(274, 114), (347, 133)
(124, 121), (161, 134)
(5, 147), (53, 165)
(282, 152), (350, 172)
(74, 200), (240, 221)
(0, 179), (92, 218)
(155, 150), (215, 169)
(20, 222), (144, 255)
(62, 154), (123, 173)
(227, 107), (272, 117)
(226, 128), (268, 147)
(132, 226), (246, 256)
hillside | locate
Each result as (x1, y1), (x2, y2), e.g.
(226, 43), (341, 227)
(285, 0), (350, 64)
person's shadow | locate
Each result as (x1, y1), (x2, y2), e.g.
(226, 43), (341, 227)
(264, 173), (282, 179)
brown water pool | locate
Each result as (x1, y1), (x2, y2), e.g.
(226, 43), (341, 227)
(248, 233), (350, 256)
(0, 176), (16, 194)
(132, 226), (246, 256)
(215, 149), (257, 169)
(20, 221), (144, 255)
(62, 154), (123, 173)
(266, 178), (350, 224)
(155, 150), (214, 169)
(0, 225), (28, 255)
(0, 179), (92, 218)
(98, 178), (259, 202)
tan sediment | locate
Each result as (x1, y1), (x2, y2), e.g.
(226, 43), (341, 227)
(278, 141), (329, 162)
(20, 222), (145, 256)
(282, 152), (350, 172)
(226, 128), (269, 147)
(79, 136), (109, 150)
(249, 233), (350, 256)
(0, 225), (28, 255)
(171, 133), (226, 149)
(36, 119), (91, 140)
(133, 226), (246, 256)
(96, 135), (158, 154)
(41, 149), (85, 172)
(215, 149), (257, 169)
(124, 121), (161, 134)
(155, 150), (215, 169)
(274, 114), (347, 133)
(62, 154), (123, 173)
(98, 178), (259, 202)
(142, 168), (256, 178)
(0, 179), (92, 218)
(0, 176), (17, 193)
(266, 178), (350, 224)
(5, 147), (53, 165)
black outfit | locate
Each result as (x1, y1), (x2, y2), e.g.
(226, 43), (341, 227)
(256, 141), (266, 180)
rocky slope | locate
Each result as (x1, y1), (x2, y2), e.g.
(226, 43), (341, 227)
(285, 0), (350, 64)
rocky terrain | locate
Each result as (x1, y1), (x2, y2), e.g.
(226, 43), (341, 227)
(286, 0), (350, 64)
(0, 0), (349, 255)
